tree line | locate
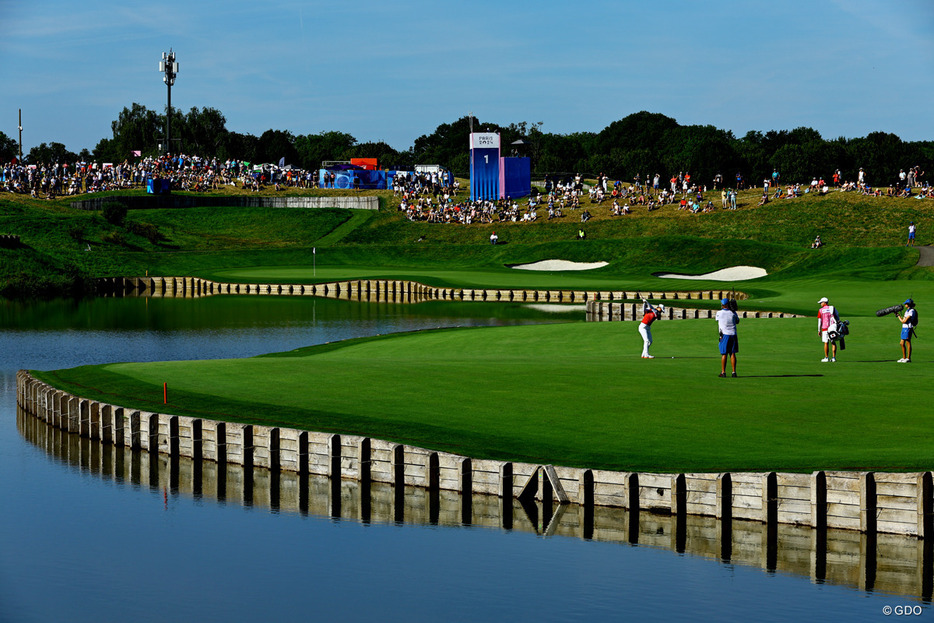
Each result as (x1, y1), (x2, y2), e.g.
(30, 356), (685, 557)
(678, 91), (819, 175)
(2, 107), (932, 187)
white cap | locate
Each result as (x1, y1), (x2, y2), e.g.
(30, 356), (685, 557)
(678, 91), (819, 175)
(818, 297), (828, 304)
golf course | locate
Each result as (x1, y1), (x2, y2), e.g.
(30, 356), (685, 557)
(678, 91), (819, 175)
(7, 184), (934, 473)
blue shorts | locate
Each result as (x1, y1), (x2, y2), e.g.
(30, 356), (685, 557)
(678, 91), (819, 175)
(909, 232), (915, 239)
(901, 328), (913, 341)
(719, 334), (739, 355)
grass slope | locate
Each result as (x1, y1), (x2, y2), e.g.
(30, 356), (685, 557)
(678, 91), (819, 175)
(35, 317), (931, 473)
(2, 186), (933, 297)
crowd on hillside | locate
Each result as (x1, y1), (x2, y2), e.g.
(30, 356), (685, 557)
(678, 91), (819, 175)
(3, 154), (932, 211)
(396, 163), (934, 225)
(751, 166), (934, 206)
(0, 155), (323, 198)
(400, 173), (587, 224)
(392, 170), (456, 197)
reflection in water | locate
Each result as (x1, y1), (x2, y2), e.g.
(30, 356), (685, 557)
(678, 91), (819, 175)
(0, 295), (582, 333)
(19, 408), (931, 604)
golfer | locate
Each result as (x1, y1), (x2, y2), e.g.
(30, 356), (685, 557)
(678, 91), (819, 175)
(896, 298), (918, 363)
(638, 300), (663, 359)
(818, 297), (840, 362)
(716, 298), (740, 377)
(908, 222), (916, 247)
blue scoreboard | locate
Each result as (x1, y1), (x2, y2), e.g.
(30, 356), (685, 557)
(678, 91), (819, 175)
(469, 132), (501, 201)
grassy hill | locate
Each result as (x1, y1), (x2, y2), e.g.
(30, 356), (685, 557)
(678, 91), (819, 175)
(1, 184), (932, 298)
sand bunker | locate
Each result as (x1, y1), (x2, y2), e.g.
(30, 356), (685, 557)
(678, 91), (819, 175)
(655, 266), (767, 281)
(512, 260), (609, 271)
(524, 304), (587, 313)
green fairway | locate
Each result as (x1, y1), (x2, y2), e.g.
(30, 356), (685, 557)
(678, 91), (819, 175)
(35, 316), (931, 473)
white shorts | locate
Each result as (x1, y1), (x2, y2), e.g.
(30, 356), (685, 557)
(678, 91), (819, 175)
(821, 330), (831, 343)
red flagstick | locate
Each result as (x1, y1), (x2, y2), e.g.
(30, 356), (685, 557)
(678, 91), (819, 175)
(163, 382), (167, 404)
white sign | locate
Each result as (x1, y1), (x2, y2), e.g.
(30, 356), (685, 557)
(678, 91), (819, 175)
(470, 132), (500, 149)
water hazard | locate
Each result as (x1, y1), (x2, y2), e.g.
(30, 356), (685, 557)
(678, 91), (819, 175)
(0, 295), (928, 622)
(17, 409), (934, 603)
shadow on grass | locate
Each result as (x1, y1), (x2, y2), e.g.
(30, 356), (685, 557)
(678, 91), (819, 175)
(848, 359), (923, 363)
(735, 374), (824, 378)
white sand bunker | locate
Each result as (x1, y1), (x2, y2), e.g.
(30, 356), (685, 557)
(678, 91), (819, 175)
(512, 259), (609, 271)
(525, 304), (587, 313)
(655, 266), (767, 281)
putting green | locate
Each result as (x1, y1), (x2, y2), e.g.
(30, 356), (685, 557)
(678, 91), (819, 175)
(37, 317), (931, 473)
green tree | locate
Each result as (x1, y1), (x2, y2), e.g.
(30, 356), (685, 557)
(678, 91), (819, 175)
(759, 129), (790, 157)
(769, 144), (806, 183)
(294, 131), (357, 170)
(658, 125), (738, 184)
(788, 126), (822, 146)
(611, 148), (659, 181)
(846, 132), (904, 186)
(596, 111), (679, 155)
(411, 116), (513, 170)
(733, 131), (768, 184)
(182, 107), (228, 155)
(26, 142), (77, 164)
(411, 116), (473, 166)
(534, 131), (595, 176)
(0, 131), (18, 161)
(256, 129), (299, 166)
(110, 103), (162, 157)
(343, 141), (402, 169)
(511, 121), (545, 169)
(219, 131), (259, 162)
(92, 137), (120, 163)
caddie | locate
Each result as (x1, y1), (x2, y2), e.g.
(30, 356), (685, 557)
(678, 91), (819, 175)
(818, 297), (840, 362)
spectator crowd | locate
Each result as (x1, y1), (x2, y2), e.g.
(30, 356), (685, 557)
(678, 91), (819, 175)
(2, 154), (932, 220)
(0, 154), (321, 198)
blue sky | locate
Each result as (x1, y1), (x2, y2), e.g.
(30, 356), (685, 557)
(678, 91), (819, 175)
(2, 0), (933, 154)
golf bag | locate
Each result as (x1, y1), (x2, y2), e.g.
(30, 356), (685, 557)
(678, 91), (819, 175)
(828, 319), (849, 350)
